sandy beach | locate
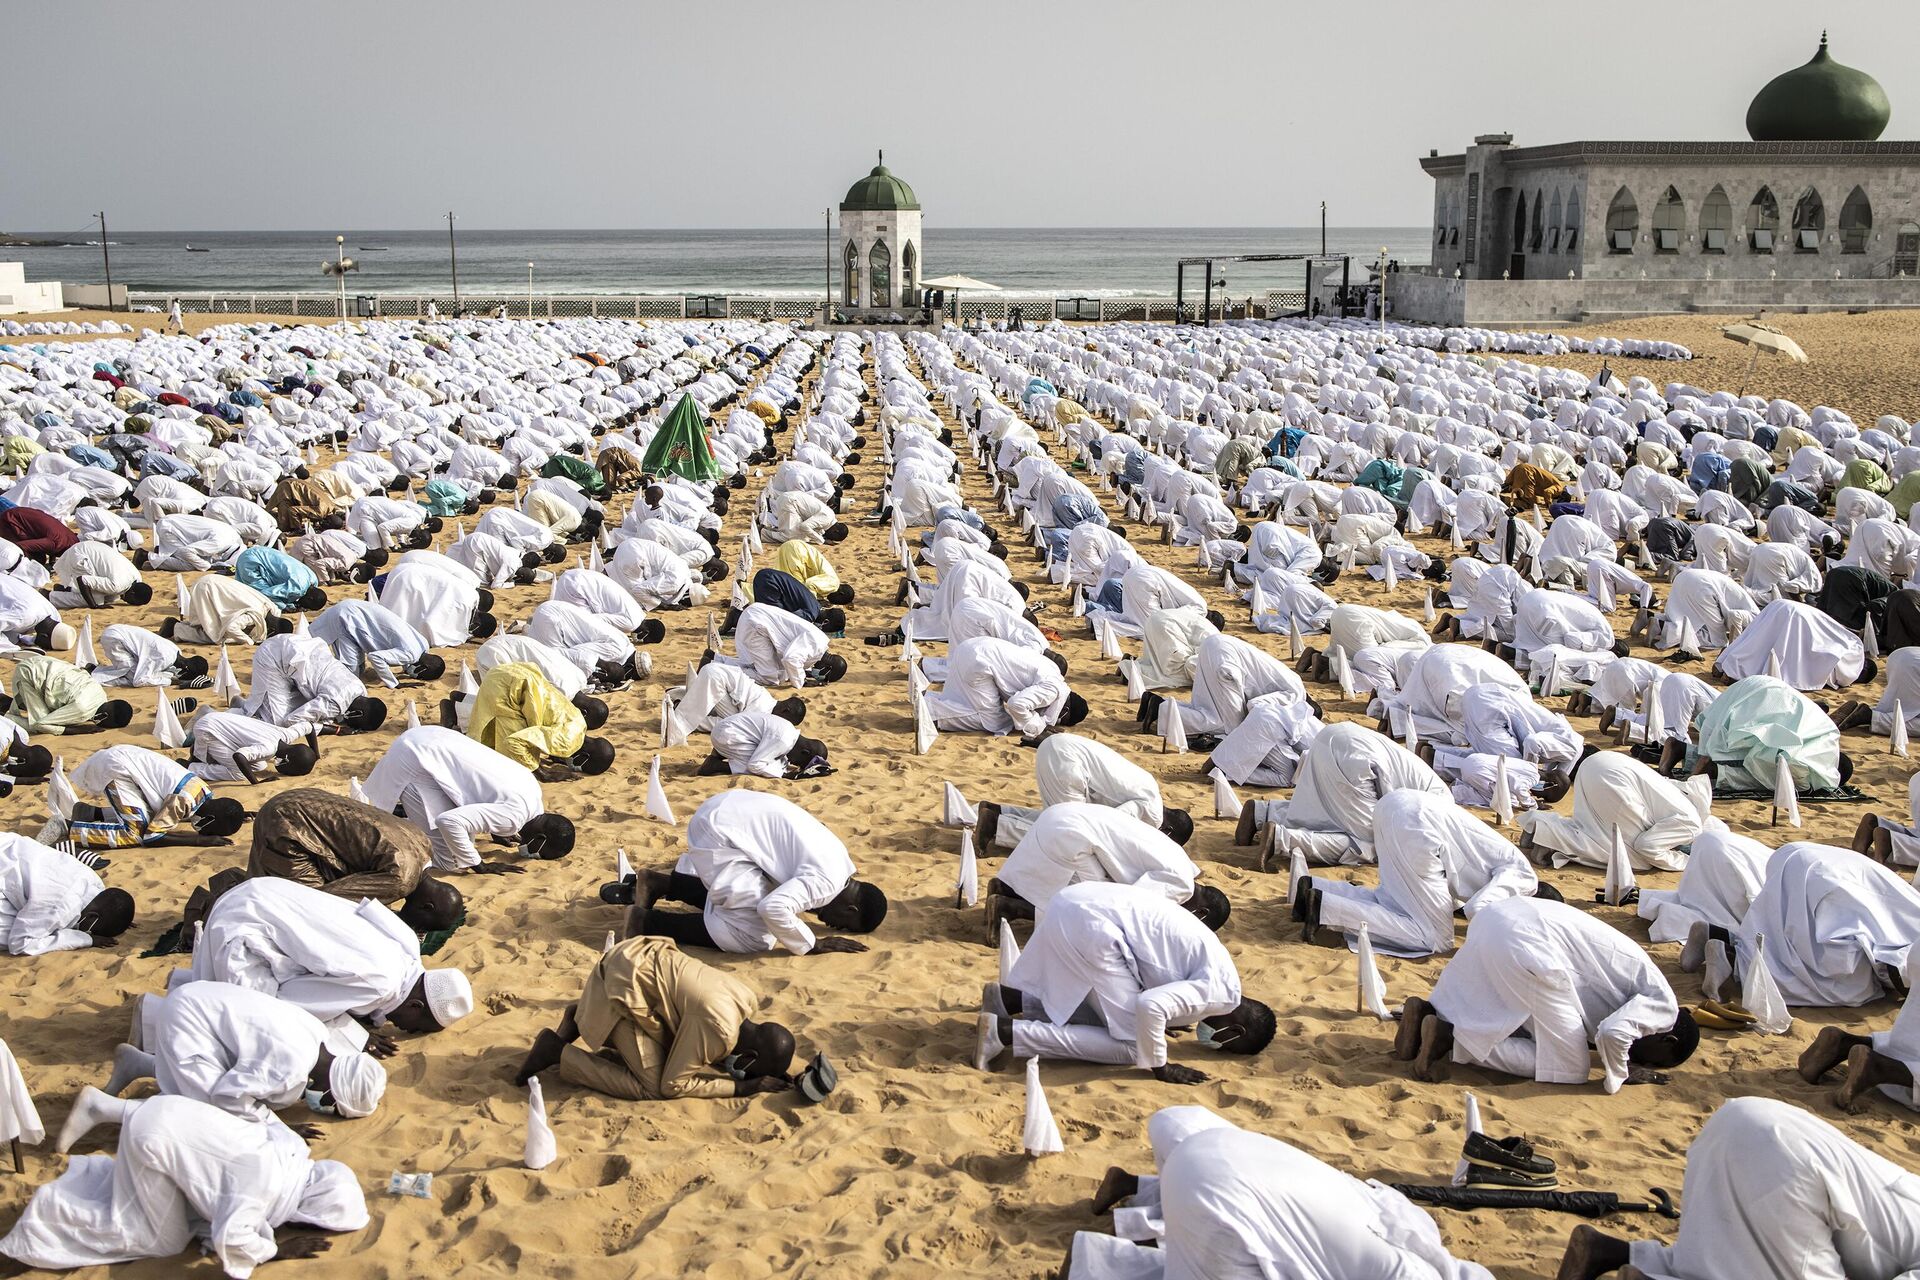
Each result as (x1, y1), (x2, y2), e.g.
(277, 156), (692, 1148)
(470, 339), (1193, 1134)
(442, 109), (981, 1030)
(1, 309), (1918, 1280)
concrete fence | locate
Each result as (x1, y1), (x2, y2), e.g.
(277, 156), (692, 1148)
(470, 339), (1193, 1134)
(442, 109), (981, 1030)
(1389, 268), (1920, 326)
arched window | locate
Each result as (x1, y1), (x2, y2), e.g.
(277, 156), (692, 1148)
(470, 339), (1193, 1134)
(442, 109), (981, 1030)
(1748, 186), (1780, 251)
(868, 239), (891, 307)
(1605, 186), (1638, 253)
(1511, 190), (1527, 261)
(1839, 186), (1872, 254)
(1651, 186), (1685, 253)
(1792, 188), (1824, 252)
(1546, 191), (1563, 253)
(1700, 186), (1732, 254)
(842, 240), (859, 306)
(1529, 191), (1545, 253)
(1564, 191), (1582, 254)
(1897, 222), (1920, 277)
(901, 240), (918, 297)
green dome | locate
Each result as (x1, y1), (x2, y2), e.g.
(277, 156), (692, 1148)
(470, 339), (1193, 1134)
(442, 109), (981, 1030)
(841, 152), (919, 212)
(1746, 33), (1891, 141)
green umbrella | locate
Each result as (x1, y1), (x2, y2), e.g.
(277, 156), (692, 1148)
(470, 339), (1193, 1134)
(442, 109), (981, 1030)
(641, 393), (723, 483)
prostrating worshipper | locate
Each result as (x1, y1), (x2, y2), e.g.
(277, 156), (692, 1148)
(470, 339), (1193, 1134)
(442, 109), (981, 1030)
(139, 512), (245, 573)
(1138, 632), (1306, 745)
(0, 832), (134, 954)
(698, 705), (829, 779)
(1086, 561), (1206, 638)
(1441, 680), (1588, 799)
(1396, 896), (1698, 1092)
(891, 556), (1029, 643)
(1642, 565), (1757, 654)
(526, 597), (650, 684)
(1, 652), (135, 736)
(467, 661), (614, 781)
(1687, 841), (1920, 1009)
(63, 743), (247, 854)
(232, 544), (329, 613)
(976, 732), (1193, 850)
(512, 935), (798, 1101)
(0, 1094), (368, 1276)
(445, 528), (540, 588)
(1520, 750), (1706, 872)
(1635, 822), (1773, 945)
(48, 538), (151, 610)
(165, 573), (287, 646)
(609, 535), (714, 611)
(1671, 674), (1850, 796)
(618, 789), (886, 955)
(724, 567), (847, 637)
(1502, 587), (1628, 670)
(1299, 789), (1542, 959)
(307, 597), (443, 688)
(984, 802), (1226, 941)
(1552, 1096), (1920, 1280)
(100, 981), (386, 1124)
(765, 536), (853, 606)
(551, 564), (661, 636)
(265, 468), (338, 533)
(974, 881), (1273, 1084)
(927, 635), (1088, 743)
(1715, 596), (1872, 689)
(185, 708), (319, 785)
(674, 656), (800, 733)
(725, 600), (846, 690)
(235, 631), (387, 737)
(1127, 606), (1219, 692)
(92, 623), (203, 693)
(1061, 1106), (1495, 1280)
(360, 724), (576, 874)
(375, 557), (497, 646)
(1204, 689), (1325, 788)
(1296, 600), (1430, 682)
(1236, 721), (1448, 867)
(183, 877), (473, 1047)
(288, 522), (384, 586)
(242, 788), (461, 932)
(0, 503), (77, 563)
(0, 574), (73, 652)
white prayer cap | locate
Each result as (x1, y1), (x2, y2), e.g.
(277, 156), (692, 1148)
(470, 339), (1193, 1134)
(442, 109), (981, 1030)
(1146, 1105), (1233, 1171)
(293, 1160), (371, 1233)
(422, 969), (474, 1028)
(328, 1051), (388, 1118)
(47, 623), (75, 651)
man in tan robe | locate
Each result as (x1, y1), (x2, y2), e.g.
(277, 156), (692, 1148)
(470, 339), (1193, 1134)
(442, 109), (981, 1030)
(265, 473), (338, 534)
(513, 935), (794, 1100)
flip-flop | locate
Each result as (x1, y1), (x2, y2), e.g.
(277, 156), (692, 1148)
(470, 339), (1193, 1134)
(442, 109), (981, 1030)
(1691, 1004), (1747, 1031)
(1699, 998), (1757, 1025)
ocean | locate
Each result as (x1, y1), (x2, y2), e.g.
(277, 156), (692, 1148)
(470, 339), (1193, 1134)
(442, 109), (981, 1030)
(6, 227), (1429, 299)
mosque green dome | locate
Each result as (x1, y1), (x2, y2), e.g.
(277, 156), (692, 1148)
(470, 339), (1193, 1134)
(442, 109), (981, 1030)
(1746, 33), (1891, 142)
(841, 154), (919, 212)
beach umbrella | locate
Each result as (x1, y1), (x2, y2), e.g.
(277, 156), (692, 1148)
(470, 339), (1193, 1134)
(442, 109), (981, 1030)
(1721, 322), (1809, 396)
(920, 274), (1002, 323)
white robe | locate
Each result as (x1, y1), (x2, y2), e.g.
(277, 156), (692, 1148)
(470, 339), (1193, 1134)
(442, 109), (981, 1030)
(927, 636), (1069, 738)
(1256, 723), (1449, 866)
(0, 834), (104, 955)
(708, 709), (799, 777)
(676, 660), (775, 730)
(361, 725), (544, 871)
(375, 560), (479, 648)
(145, 982), (331, 1120)
(1172, 633), (1304, 737)
(1132, 608), (1216, 692)
(998, 803), (1196, 915)
(1717, 598), (1866, 690)
(675, 790), (855, 954)
(1525, 752), (1704, 872)
(1637, 822), (1774, 944)
(1737, 841), (1920, 1007)
(1207, 693), (1322, 788)
(1429, 897), (1679, 1093)
(94, 624), (179, 688)
(728, 602), (829, 689)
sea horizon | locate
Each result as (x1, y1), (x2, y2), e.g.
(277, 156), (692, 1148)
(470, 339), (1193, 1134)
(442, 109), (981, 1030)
(3, 226), (1432, 299)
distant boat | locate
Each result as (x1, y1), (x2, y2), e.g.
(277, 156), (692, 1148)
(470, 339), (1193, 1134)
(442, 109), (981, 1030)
(184, 244), (210, 252)
(358, 246), (389, 252)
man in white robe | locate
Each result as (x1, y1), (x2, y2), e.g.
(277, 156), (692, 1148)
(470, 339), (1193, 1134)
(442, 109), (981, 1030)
(1716, 597), (1869, 690)
(361, 725), (573, 873)
(985, 803), (1224, 937)
(1239, 722), (1449, 867)
(626, 790), (886, 955)
(183, 878), (473, 1050)
(1554, 1096), (1920, 1280)
(186, 709), (318, 784)
(1140, 632), (1304, 740)
(978, 732), (1191, 850)
(0, 1094), (367, 1278)
(1522, 751), (1705, 872)
(375, 559), (493, 648)
(928, 636), (1086, 739)
(95, 623), (204, 689)
(236, 632), (385, 737)
(674, 658), (795, 732)
(142, 513), (245, 572)
(101, 981), (384, 1124)
(1128, 607), (1218, 692)
(1651, 567), (1757, 651)
(977, 882), (1272, 1083)
(0, 833), (134, 955)
(1636, 823), (1772, 945)
(527, 598), (642, 681)
(1303, 790), (1539, 959)
(1206, 691), (1324, 788)
(726, 602), (841, 689)
(700, 707), (823, 779)
(1400, 896), (1697, 1092)
(49, 540), (149, 610)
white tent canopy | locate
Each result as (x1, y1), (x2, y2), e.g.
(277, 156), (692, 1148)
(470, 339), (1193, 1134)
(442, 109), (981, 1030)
(920, 274), (1001, 292)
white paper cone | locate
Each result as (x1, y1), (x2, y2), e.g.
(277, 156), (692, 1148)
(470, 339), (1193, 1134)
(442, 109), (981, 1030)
(907, 659), (929, 699)
(152, 690), (186, 748)
(1021, 1056), (1063, 1156)
(1219, 560), (1234, 591)
(615, 847), (633, 882)
(943, 782), (978, 828)
(1211, 769), (1242, 820)
(1893, 700), (1910, 758)
(349, 776), (368, 805)
(1423, 587), (1436, 625)
(1196, 540), (1212, 571)
(1285, 847), (1309, 905)
(1124, 658), (1145, 702)
(588, 542), (604, 574)
(1865, 617), (1881, 661)
(293, 612), (310, 636)
(645, 755), (676, 824)
(1071, 583), (1086, 617)
(1638, 539), (1656, 570)
(1492, 756), (1515, 825)
(1287, 613), (1304, 661)
(523, 1076), (557, 1170)
(1744, 934), (1793, 1035)
(1383, 554), (1399, 594)
(1643, 674), (1666, 745)
(367, 579), (379, 605)
(1356, 924), (1392, 1020)
(213, 646), (241, 704)
(1341, 545), (1358, 574)
(1604, 825), (1638, 907)
(956, 826), (979, 907)
(73, 615), (96, 668)
(1160, 697), (1188, 754)
(1678, 616), (1700, 658)
(1450, 521), (1466, 552)
(458, 661), (478, 698)
(175, 574), (188, 616)
(1449, 1093), (1485, 1187)
(603, 929), (617, 954)
(1540, 652), (1561, 699)
(705, 613), (721, 656)
(1097, 615), (1122, 661)
(405, 700), (421, 731)
(48, 756), (76, 820)
(998, 919), (1021, 983)
(1532, 505), (1547, 532)
(1336, 650), (1357, 701)
(915, 691), (938, 755)
(1773, 752), (1801, 827)
(1402, 711), (1419, 754)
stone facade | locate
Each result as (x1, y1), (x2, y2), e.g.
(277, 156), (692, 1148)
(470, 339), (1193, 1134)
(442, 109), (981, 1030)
(1423, 136), (1920, 285)
(838, 207), (922, 312)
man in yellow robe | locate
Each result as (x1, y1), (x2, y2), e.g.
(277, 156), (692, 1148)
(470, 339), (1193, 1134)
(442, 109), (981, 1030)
(468, 661), (614, 780)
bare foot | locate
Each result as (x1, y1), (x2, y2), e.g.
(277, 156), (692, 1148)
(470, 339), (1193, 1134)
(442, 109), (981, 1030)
(1412, 1014), (1453, 1083)
(1091, 1166), (1140, 1215)
(1835, 1044), (1907, 1113)
(513, 1028), (568, 1086)
(1798, 1026), (1867, 1084)
(1234, 802), (1260, 846)
(1555, 1223), (1632, 1280)
(1393, 997), (1434, 1061)
(1852, 812), (1881, 856)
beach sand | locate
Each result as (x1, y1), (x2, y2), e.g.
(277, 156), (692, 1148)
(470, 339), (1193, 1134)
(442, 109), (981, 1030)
(0, 311), (1918, 1278)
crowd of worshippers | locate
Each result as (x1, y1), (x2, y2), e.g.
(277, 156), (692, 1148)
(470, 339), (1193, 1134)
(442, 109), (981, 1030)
(5, 305), (1920, 1279)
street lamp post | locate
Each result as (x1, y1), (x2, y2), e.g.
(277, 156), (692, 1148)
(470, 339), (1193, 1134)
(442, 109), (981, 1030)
(527, 263), (535, 320)
(336, 236), (347, 322)
(1378, 245), (1389, 338)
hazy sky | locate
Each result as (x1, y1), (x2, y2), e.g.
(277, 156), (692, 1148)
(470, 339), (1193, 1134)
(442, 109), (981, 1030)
(5, 0), (1913, 232)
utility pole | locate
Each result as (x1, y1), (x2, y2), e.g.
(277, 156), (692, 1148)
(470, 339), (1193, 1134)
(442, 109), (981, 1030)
(1319, 202), (1326, 257)
(447, 212), (461, 316)
(97, 211), (115, 311)
(824, 209), (832, 321)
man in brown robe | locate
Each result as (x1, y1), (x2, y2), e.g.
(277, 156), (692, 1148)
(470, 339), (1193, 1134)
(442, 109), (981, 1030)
(265, 472), (338, 534)
(513, 935), (794, 1100)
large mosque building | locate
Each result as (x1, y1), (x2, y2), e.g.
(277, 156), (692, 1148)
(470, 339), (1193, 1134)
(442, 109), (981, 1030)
(1396, 34), (1920, 325)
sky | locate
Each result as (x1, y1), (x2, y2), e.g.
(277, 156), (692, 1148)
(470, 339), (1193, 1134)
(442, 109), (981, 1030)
(4, 0), (1914, 232)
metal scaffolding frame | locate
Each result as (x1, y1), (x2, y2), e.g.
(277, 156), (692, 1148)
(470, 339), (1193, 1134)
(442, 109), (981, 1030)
(1173, 252), (1351, 325)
